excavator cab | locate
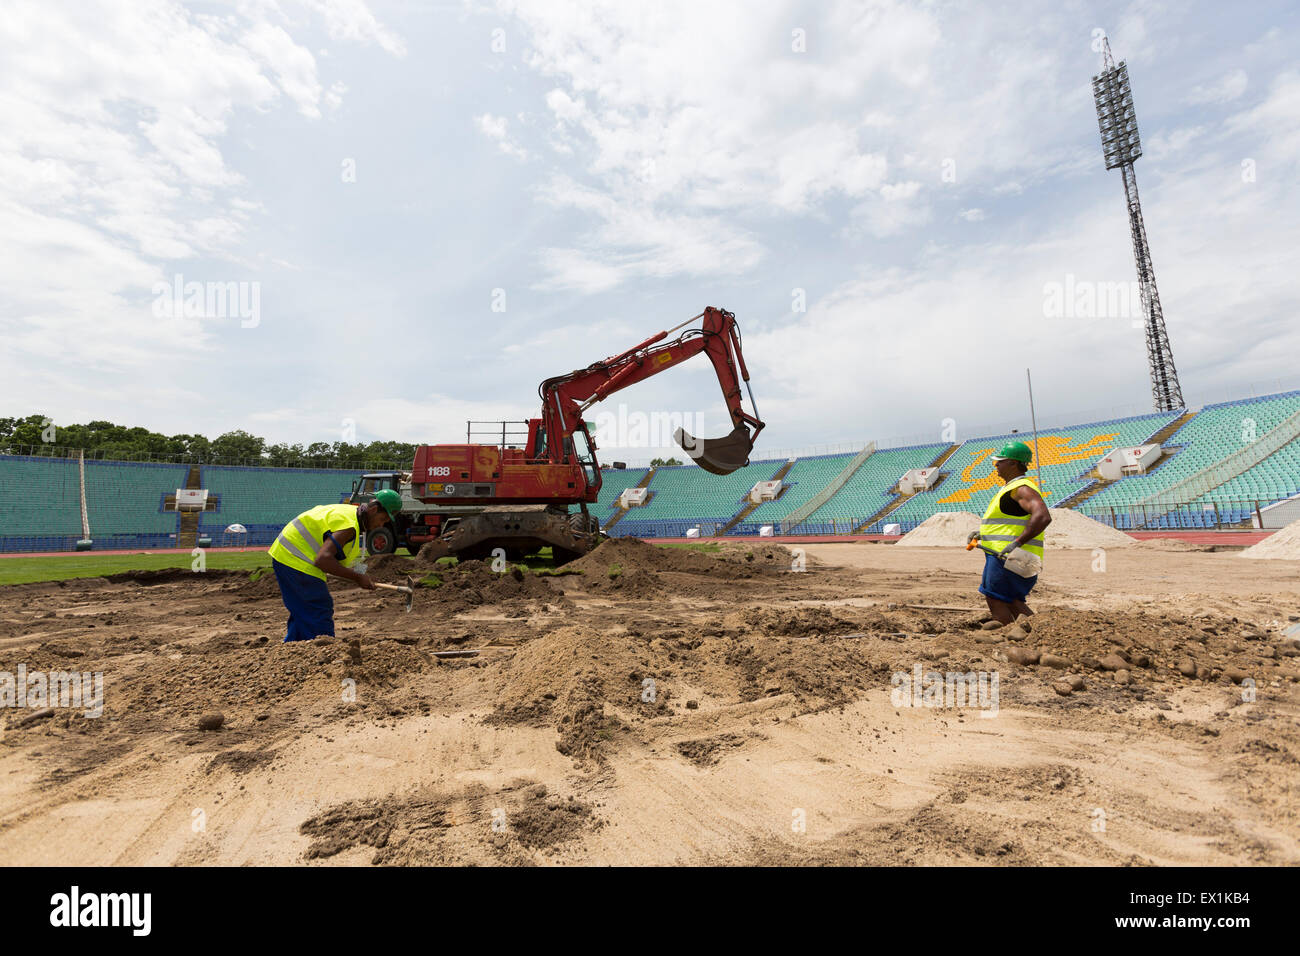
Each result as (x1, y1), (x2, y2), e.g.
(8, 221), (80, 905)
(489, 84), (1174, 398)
(674, 425), (755, 476)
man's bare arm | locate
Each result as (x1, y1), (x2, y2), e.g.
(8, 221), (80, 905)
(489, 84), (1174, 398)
(1009, 484), (1051, 550)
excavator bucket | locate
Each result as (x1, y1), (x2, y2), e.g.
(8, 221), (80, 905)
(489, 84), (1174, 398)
(675, 425), (754, 476)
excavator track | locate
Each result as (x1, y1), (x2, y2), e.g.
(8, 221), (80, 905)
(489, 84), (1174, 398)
(424, 508), (603, 564)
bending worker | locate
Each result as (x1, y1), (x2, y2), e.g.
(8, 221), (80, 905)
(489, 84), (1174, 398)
(267, 491), (403, 642)
(969, 441), (1051, 627)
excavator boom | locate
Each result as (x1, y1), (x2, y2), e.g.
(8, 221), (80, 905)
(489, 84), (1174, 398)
(542, 306), (764, 475)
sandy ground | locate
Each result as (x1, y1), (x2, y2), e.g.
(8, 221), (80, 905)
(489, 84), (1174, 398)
(1, 538), (1298, 866)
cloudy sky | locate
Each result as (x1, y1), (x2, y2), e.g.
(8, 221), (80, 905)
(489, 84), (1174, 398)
(3, 0), (1298, 463)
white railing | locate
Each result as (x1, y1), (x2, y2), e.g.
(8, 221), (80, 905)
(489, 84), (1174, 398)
(1137, 409), (1300, 520)
(780, 443), (876, 533)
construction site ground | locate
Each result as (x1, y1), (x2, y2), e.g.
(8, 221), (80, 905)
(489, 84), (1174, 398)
(1, 538), (1297, 866)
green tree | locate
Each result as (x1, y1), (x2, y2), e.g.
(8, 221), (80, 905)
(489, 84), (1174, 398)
(210, 430), (265, 463)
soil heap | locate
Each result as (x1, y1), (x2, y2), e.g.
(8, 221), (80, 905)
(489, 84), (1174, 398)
(1240, 516), (1300, 559)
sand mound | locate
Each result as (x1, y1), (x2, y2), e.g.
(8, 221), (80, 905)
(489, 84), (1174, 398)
(897, 512), (981, 547)
(896, 508), (1132, 549)
(1043, 508), (1133, 550)
(1240, 517), (1300, 559)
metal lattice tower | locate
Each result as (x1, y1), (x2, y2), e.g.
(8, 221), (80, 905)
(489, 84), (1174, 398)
(1092, 39), (1185, 412)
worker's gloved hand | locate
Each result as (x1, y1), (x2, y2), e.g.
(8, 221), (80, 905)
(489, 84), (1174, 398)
(356, 573), (376, 591)
(998, 544), (1018, 563)
(966, 531), (979, 546)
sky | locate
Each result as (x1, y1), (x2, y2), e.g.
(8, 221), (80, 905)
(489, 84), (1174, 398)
(2, 0), (1298, 465)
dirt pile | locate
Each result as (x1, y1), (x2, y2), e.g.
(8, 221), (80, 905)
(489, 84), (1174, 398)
(1043, 508), (1133, 549)
(897, 512), (981, 547)
(1241, 518), (1300, 559)
(298, 783), (600, 865)
(716, 541), (797, 568)
(490, 624), (652, 761)
(568, 537), (785, 578)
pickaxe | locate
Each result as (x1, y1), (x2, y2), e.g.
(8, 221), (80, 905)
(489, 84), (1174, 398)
(374, 574), (416, 613)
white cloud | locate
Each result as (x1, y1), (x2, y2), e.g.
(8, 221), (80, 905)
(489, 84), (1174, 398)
(302, 0), (408, 57)
(1188, 68), (1249, 105)
(475, 112), (529, 160)
(0, 0), (404, 390)
(958, 208), (986, 222)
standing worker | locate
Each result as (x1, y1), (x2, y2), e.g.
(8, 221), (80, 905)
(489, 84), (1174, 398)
(267, 491), (403, 642)
(969, 441), (1051, 628)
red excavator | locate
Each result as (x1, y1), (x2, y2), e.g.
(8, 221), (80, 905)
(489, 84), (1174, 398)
(399, 306), (764, 562)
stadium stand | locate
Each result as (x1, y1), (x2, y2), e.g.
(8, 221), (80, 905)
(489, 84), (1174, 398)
(0, 456), (186, 551)
(1078, 391), (1300, 528)
(198, 465), (358, 546)
(740, 453), (857, 530)
(875, 412), (1178, 533)
(799, 443), (949, 533)
(593, 467), (652, 519)
(5, 389), (1299, 550)
(610, 458), (785, 538)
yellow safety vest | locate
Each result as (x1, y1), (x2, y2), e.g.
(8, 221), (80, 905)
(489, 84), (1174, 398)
(979, 475), (1045, 561)
(267, 504), (364, 581)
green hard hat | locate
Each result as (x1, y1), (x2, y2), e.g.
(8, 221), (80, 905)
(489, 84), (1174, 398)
(992, 441), (1032, 464)
(373, 488), (403, 518)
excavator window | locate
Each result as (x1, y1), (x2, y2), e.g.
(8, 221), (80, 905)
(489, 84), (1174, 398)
(572, 428), (600, 491)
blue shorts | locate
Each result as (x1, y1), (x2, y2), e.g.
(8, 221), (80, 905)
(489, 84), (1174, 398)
(272, 559), (335, 642)
(979, 552), (1038, 605)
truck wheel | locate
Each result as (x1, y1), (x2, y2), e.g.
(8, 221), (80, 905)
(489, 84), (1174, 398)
(367, 525), (398, 555)
(569, 513), (600, 534)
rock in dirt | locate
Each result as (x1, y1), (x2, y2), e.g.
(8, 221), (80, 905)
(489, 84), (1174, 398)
(1224, 667), (1251, 685)
(1114, 669), (1131, 685)
(1098, 653), (1129, 672)
(1006, 647), (1040, 666)
(1040, 653), (1070, 669)
(1177, 659), (1198, 678)
(1053, 681), (1074, 697)
(197, 713), (225, 732)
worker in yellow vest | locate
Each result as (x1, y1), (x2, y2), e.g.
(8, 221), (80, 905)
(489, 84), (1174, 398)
(969, 442), (1051, 627)
(267, 491), (403, 642)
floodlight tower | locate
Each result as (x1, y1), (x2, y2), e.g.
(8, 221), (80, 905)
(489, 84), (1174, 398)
(1091, 38), (1184, 412)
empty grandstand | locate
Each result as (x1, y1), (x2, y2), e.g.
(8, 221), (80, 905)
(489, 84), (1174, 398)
(4, 389), (1299, 551)
(197, 465), (358, 547)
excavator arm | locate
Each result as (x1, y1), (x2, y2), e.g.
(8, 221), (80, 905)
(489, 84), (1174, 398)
(538, 307), (765, 475)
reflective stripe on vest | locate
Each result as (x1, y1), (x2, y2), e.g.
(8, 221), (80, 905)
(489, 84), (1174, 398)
(978, 475), (1045, 560)
(267, 504), (363, 580)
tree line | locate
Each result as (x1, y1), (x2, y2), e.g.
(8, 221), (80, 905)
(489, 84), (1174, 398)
(0, 414), (415, 470)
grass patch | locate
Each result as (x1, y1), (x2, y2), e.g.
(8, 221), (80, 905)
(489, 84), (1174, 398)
(607, 563), (622, 579)
(0, 551), (272, 586)
(418, 574), (443, 589)
(658, 541), (722, 553)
